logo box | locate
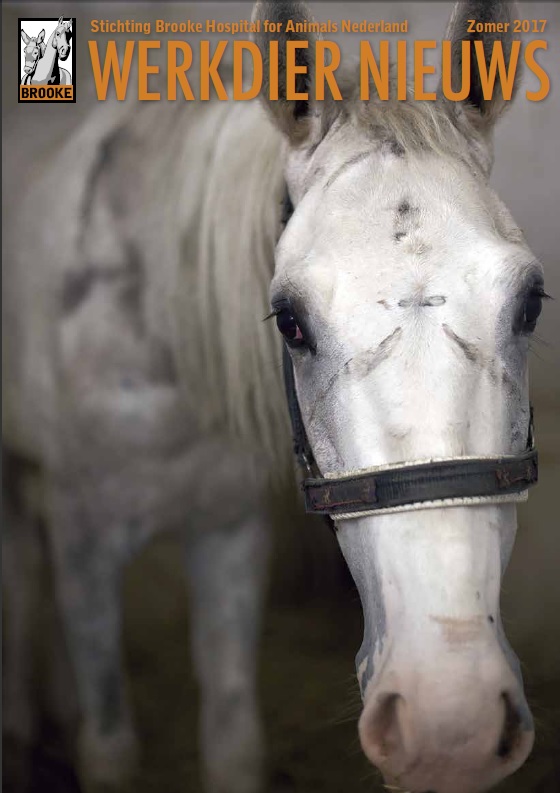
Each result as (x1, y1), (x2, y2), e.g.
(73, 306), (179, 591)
(19, 17), (76, 103)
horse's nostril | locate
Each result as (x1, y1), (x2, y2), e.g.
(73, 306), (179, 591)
(497, 693), (523, 759)
(370, 692), (401, 760)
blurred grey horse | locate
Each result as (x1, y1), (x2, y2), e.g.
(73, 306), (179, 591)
(4, 66), (288, 793)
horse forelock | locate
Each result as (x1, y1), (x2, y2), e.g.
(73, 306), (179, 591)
(309, 65), (492, 177)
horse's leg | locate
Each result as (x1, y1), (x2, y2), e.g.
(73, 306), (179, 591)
(2, 510), (40, 792)
(39, 525), (82, 779)
(185, 510), (271, 793)
(48, 482), (139, 793)
(2, 451), (47, 792)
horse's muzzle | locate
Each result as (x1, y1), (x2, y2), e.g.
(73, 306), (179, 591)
(358, 648), (534, 793)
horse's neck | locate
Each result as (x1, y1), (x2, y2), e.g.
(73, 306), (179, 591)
(33, 34), (57, 81)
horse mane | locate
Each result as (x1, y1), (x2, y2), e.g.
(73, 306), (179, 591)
(176, 101), (293, 467)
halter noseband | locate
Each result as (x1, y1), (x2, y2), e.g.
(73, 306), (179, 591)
(279, 192), (538, 523)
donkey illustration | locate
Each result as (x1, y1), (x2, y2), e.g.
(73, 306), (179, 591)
(20, 28), (46, 84)
(3, 2), (546, 793)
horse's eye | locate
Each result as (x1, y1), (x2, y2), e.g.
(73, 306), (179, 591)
(276, 309), (303, 340)
(523, 288), (544, 332)
(276, 308), (305, 347)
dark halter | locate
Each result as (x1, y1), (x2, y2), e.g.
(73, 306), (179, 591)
(279, 190), (538, 522)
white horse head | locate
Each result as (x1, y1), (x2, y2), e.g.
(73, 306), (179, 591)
(254, 1), (546, 791)
(21, 28), (45, 78)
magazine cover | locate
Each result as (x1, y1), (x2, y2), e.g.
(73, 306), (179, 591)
(2, 2), (559, 792)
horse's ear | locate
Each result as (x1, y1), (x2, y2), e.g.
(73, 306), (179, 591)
(252, 1), (321, 145)
(58, 16), (64, 24)
(443, 1), (523, 130)
(37, 29), (45, 44)
(21, 29), (30, 44)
